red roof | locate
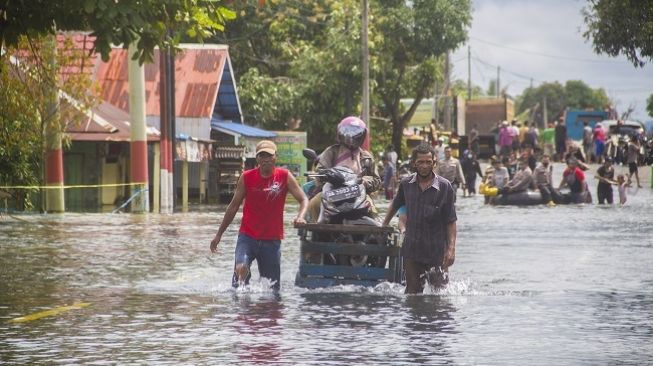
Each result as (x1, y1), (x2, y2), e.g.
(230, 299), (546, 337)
(96, 45), (227, 118)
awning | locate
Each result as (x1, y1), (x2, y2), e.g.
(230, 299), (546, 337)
(211, 121), (277, 138)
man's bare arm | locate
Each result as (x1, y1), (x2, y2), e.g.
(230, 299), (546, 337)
(443, 221), (457, 268)
(287, 173), (308, 225)
(210, 175), (246, 253)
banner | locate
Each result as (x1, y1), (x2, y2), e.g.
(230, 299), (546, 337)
(273, 131), (307, 182)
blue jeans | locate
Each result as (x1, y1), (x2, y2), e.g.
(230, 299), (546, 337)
(233, 233), (281, 290)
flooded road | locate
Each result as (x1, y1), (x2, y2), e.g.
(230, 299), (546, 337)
(1, 168), (652, 365)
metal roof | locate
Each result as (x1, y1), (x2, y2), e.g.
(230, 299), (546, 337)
(67, 101), (160, 142)
(212, 121), (277, 138)
(95, 44), (233, 119)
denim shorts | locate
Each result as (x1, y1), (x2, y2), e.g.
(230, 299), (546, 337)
(232, 233), (281, 290)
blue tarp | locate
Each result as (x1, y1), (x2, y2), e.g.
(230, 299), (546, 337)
(211, 121), (277, 138)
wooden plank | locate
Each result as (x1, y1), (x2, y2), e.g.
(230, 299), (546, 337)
(295, 276), (385, 289)
(301, 240), (400, 257)
(299, 264), (390, 281)
(295, 223), (395, 235)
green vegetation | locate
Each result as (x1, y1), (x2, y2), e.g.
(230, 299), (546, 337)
(0, 1), (234, 208)
(515, 80), (610, 126)
(0, 0), (235, 63)
(217, 0), (472, 157)
(583, 0), (653, 68)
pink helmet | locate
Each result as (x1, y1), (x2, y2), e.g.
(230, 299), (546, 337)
(337, 116), (367, 149)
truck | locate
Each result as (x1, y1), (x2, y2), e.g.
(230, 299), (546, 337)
(563, 109), (609, 141)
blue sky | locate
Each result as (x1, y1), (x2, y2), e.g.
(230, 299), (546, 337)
(451, 0), (653, 121)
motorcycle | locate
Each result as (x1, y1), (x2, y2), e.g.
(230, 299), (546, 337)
(302, 148), (386, 267)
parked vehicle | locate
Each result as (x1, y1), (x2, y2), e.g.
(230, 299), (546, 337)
(601, 120), (646, 165)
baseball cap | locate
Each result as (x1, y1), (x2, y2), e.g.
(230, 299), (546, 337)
(256, 140), (277, 155)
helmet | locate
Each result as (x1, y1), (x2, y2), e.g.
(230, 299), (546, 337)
(336, 116), (367, 149)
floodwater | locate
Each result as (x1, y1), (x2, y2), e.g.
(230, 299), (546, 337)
(1, 165), (652, 365)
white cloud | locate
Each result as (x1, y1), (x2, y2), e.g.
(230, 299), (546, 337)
(451, 0), (653, 121)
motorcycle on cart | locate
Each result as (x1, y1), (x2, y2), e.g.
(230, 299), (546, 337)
(294, 148), (403, 289)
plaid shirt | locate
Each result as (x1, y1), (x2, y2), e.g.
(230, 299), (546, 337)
(391, 172), (457, 265)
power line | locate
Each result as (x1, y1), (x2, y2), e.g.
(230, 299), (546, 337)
(469, 36), (624, 64)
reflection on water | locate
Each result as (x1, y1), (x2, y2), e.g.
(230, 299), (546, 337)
(1, 179), (652, 364)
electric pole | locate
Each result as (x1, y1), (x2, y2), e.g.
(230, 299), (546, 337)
(467, 45), (471, 100)
(443, 52), (451, 130)
(361, 0), (370, 125)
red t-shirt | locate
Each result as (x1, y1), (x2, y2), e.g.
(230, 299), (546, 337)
(240, 167), (289, 240)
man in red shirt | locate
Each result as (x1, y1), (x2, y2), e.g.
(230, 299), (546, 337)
(210, 140), (308, 291)
(558, 158), (588, 204)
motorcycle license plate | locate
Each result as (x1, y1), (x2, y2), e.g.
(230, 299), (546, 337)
(325, 184), (361, 202)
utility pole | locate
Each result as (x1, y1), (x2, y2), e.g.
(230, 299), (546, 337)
(542, 95), (548, 129)
(530, 78), (533, 89)
(443, 52), (451, 130)
(467, 45), (471, 100)
(432, 79), (438, 124)
(361, 0), (370, 125)
(496, 66), (501, 98)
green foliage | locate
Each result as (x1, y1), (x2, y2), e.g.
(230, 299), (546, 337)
(515, 80), (611, 126)
(218, 0), (470, 155)
(373, 0), (472, 157)
(0, 35), (99, 208)
(582, 0), (653, 68)
(237, 68), (299, 130)
(0, 0), (236, 64)
(647, 94), (653, 118)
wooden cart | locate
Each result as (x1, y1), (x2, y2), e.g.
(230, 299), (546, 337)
(294, 223), (403, 288)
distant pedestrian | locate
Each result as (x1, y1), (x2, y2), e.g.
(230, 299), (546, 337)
(468, 123), (480, 157)
(382, 144), (457, 294)
(593, 123), (606, 164)
(435, 146), (465, 201)
(595, 158), (616, 204)
(533, 154), (561, 206)
(627, 138), (642, 188)
(498, 121), (513, 157)
(461, 150), (483, 196)
(385, 144), (398, 169)
(582, 121), (594, 162)
(617, 174), (629, 205)
(559, 158), (587, 204)
(382, 155), (396, 200)
(210, 140), (308, 291)
(541, 122), (555, 157)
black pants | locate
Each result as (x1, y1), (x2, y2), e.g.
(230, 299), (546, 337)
(465, 175), (477, 194)
(597, 185), (613, 204)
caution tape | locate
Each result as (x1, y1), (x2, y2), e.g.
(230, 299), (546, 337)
(7, 302), (91, 323)
(0, 183), (147, 190)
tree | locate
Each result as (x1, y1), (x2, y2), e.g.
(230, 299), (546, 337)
(647, 94), (653, 118)
(0, 0), (236, 63)
(1, 35), (99, 209)
(516, 82), (566, 126)
(563, 80), (609, 110)
(515, 80), (612, 127)
(373, 0), (472, 157)
(582, 0), (653, 68)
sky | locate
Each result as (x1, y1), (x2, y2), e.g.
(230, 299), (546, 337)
(450, 0), (653, 121)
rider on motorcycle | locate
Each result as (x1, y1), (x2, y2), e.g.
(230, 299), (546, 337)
(307, 116), (382, 222)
